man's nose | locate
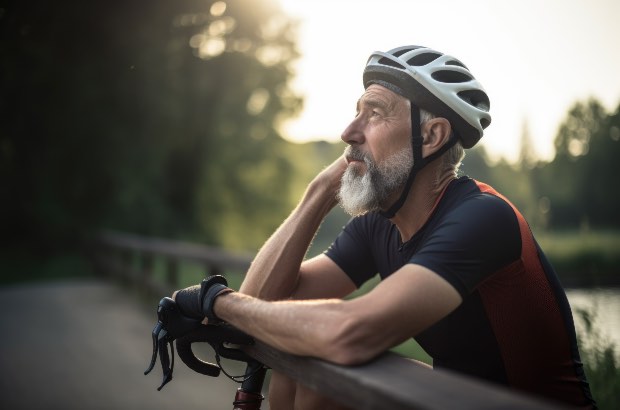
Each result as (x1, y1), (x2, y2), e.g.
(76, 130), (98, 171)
(341, 117), (364, 145)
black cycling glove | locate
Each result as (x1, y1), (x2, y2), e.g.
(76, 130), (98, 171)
(175, 275), (234, 323)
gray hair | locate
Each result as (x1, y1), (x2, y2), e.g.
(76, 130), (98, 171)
(420, 108), (465, 177)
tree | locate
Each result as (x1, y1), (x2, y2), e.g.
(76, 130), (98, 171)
(0, 0), (302, 252)
(582, 102), (620, 227)
(539, 98), (618, 229)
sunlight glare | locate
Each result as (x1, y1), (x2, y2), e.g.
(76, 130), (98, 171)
(210, 1), (227, 17)
(275, 0), (620, 164)
(247, 88), (271, 116)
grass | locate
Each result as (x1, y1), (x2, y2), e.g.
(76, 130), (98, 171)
(535, 229), (620, 285)
(536, 230), (620, 259)
(574, 307), (620, 410)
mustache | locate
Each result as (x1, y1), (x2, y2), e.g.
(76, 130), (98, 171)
(344, 146), (372, 163)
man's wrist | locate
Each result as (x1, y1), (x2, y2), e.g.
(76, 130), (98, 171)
(211, 287), (234, 321)
(200, 275), (233, 323)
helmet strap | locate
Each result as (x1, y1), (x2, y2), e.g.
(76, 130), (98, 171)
(379, 104), (457, 219)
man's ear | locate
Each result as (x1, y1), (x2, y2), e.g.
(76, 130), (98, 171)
(422, 118), (452, 158)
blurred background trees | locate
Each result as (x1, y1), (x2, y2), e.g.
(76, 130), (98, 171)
(1, 0), (619, 261)
(462, 99), (620, 233)
(2, 3), (617, 406)
(1, 0), (303, 254)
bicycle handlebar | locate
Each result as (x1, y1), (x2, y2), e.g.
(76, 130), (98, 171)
(144, 296), (262, 392)
(176, 323), (255, 377)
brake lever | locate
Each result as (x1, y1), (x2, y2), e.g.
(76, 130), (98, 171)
(144, 297), (201, 390)
(176, 323), (255, 377)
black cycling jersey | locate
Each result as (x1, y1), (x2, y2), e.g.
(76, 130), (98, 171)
(325, 176), (595, 408)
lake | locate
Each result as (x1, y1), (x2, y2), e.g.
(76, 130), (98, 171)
(565, 287), (620, 350)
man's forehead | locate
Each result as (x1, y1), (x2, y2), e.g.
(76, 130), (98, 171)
(358, 84), (408, 111)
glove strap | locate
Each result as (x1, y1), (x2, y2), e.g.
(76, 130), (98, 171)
(200, 275), (234, 323)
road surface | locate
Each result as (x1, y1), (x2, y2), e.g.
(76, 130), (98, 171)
(0, 279), (265, 410)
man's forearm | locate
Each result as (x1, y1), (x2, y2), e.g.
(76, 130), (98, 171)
(214, 291), (348, 362)
(239, 158), (345, 300)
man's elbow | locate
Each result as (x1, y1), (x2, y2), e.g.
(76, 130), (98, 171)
(320, 316), (382, 366)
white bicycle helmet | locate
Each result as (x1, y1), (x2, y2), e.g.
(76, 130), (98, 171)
(363, 45), (491, 148)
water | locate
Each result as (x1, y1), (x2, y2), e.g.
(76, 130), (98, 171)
(565, 287), (620, 349)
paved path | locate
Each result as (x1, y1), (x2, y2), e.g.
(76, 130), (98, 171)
(0, 279), (265, 410)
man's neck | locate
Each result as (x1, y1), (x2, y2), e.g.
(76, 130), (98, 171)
(389, 164), (455, 242)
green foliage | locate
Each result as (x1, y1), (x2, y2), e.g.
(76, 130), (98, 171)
(536, 230), (620, 285)
(461, 98), (620, 233)
(2, 0), (619, 267)
(285, 140), (352, 256)
(542, 99), (620, 229)
(0, 0), (301, 253)
(574, 308), (620, 410)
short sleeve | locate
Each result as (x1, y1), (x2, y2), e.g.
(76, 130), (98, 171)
(410, 194), (522, 298)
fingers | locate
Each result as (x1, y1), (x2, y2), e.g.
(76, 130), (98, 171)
(314, 154), (347, 195)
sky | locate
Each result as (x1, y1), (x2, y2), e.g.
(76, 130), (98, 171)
(274, 0), (620, 163)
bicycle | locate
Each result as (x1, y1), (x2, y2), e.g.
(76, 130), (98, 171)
(145, 297), (267, 410)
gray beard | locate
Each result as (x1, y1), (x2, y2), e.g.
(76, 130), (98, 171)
(338, 147), (413, 216)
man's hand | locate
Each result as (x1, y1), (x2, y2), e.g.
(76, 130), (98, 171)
(310, 154), (348, 205)
(172, 275), (234, 324)
(238, 153), (348, 299)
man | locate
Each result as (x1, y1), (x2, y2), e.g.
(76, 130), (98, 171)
(174, 45), (596, 409)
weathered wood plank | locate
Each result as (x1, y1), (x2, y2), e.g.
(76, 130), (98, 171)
(92, 231), (571, 410)
(243, 341), (568, 410)
(98, 230), (253, 271)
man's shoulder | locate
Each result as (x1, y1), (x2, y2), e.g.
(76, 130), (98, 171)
(447, 177), (515, 212)
(437, 177), (520, 234)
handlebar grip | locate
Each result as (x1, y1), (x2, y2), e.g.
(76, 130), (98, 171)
(176, 335), (221, 377)
(176, 324), (256, 377)
(158, 297), (202, 339)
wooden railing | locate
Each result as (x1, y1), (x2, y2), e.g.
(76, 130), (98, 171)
(90, 231), (568, 410)
(91, 230), (254, 297)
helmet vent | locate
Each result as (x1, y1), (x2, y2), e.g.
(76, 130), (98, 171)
(378, 57), (407, 70)
(445, 59), (468, 69)
(364, 45), (492, 144)
(393, 47), (418, 57)
(432, 70), (472, 84)
(458, 89), (490, 112)
(406, 52), (441, 66)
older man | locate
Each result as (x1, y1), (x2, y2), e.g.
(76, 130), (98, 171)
(175, 45), (595, 409)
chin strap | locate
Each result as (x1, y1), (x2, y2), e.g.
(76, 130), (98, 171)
(379, 104), (457, 219)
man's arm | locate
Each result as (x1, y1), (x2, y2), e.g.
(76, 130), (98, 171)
(235, 154), (355, 410)
(239, 155), (351, 300)
(214, 263), (463, 365)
